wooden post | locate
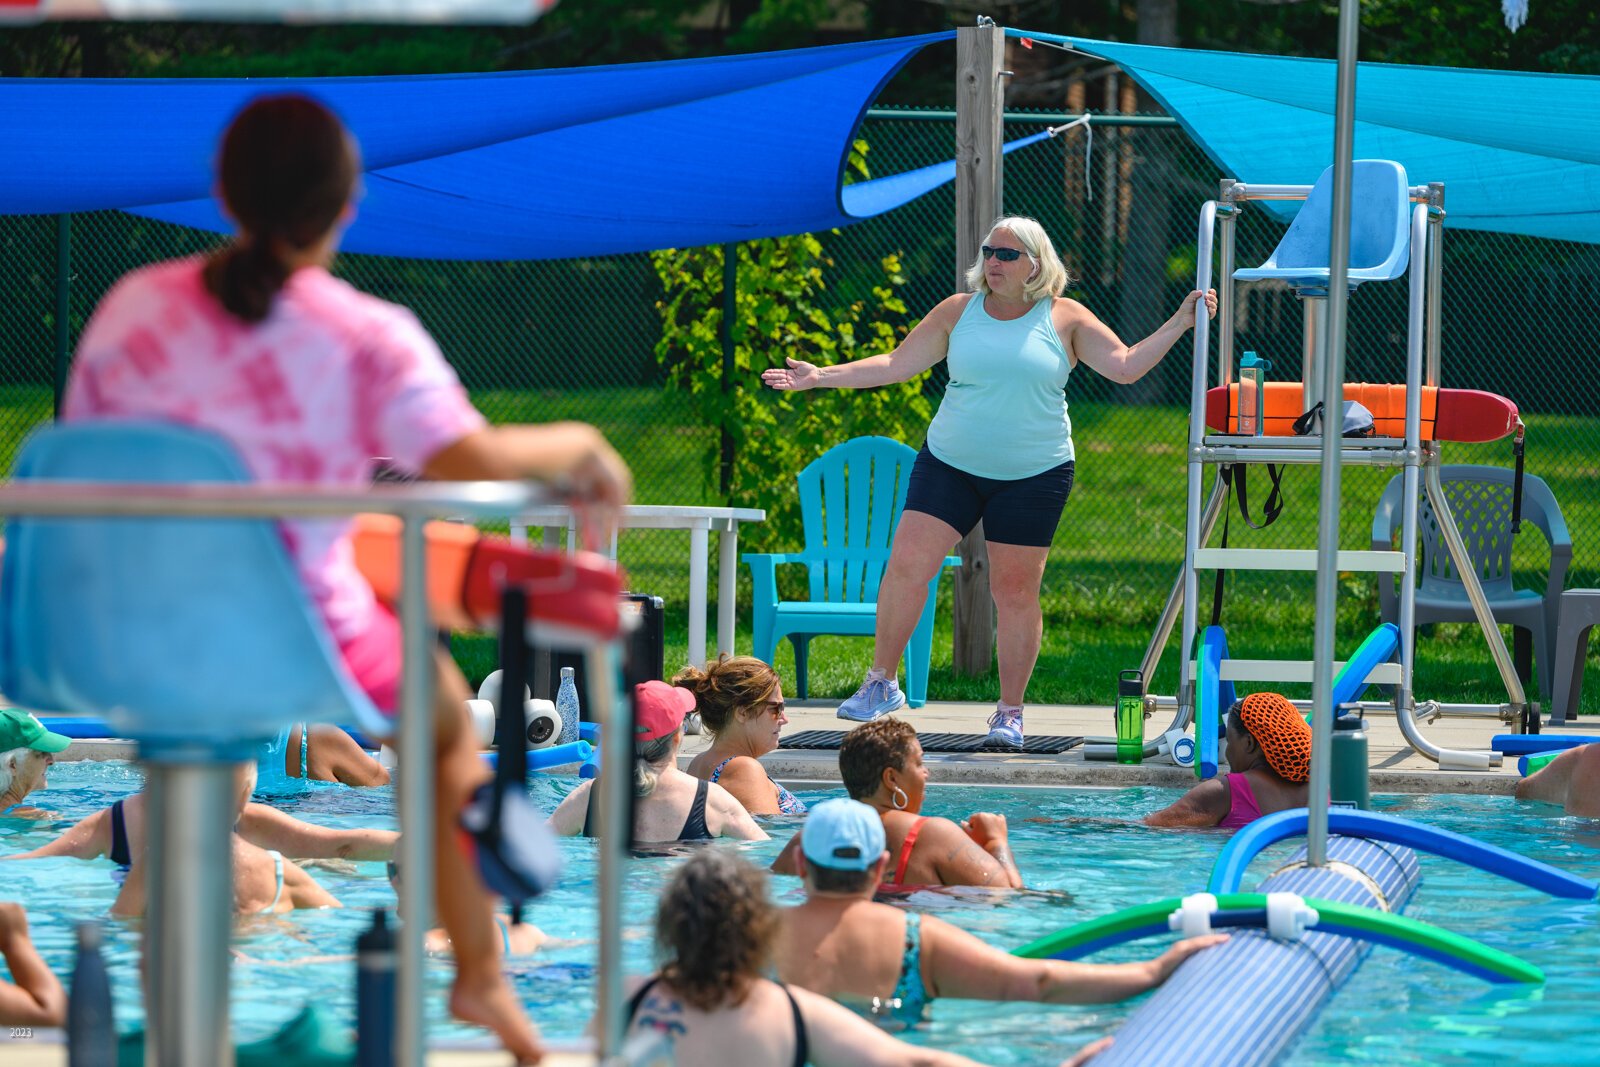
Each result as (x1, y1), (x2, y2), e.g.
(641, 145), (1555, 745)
(951, 23), (1003, 677)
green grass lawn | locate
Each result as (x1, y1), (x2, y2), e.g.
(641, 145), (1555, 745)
(2, 382), (1593, 715)
(462, 393), (1598, 714)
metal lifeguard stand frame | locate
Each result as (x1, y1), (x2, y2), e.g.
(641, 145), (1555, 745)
(1127, 161), (1530, 771)
(0, 429), (637, 1067)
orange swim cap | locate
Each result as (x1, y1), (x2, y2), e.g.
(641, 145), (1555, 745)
(1234, 692), (1312, 784)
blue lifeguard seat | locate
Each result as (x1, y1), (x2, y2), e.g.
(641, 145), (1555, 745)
(744, 436), (958, 708)
(1233, 160), (1412, 295)
(0, 420), (388, 754)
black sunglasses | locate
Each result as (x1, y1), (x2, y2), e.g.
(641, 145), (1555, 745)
(981, 245), (1025, 262)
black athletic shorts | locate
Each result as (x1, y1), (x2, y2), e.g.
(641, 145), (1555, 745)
(902, 445), (1075, 548)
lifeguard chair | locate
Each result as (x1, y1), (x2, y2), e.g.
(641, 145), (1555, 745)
(1122, 161), (1531, 772)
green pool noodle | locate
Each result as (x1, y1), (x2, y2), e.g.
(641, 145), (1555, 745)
(1013, 892), (1542, 985)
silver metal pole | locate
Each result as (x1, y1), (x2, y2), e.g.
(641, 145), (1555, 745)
(145, 759), (235, 1067)
(1217, 190), (1237, 388)
(1398, 204), (1428, 715)
(589, 643), (629, 1063)
(1308, 0), (1362, 868)
(396, 516), (434, 1067)
(1425, 184), (1445, 388)
(1301, 297), (1326, 417)
(1140, 474), (1228, 694)
(1423, 462), (1527, 707)
(1179, 201), (1219, 725)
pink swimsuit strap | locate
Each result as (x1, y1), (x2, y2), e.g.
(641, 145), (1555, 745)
(1219, 773), (1264, 830)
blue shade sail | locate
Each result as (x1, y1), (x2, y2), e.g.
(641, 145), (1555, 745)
(1, 33), (979, 260)
(1014, 29), (1600, 244)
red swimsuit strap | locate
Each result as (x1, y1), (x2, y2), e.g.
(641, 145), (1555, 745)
(892, 817), (930, 886)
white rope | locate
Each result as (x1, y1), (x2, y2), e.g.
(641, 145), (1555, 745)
(1047, 112), (1094, 201)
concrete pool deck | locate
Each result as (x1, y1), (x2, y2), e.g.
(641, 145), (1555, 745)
(686, 698), (1594, 795)
(52, 698), (1592, 794)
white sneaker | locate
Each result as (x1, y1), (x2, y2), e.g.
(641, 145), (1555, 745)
(982, 707), (1024, 750)
(836, 674), (906, 722)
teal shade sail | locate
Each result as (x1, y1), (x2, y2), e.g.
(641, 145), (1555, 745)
(1015, 29), (1600, 243)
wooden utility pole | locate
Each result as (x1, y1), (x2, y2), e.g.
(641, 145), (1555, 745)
(951, 22), (1003, 676)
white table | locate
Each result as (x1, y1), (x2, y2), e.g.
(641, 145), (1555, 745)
(511, 504), (766, 664)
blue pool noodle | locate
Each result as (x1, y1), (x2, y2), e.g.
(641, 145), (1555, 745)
(1493, 734), (1600, 756)
(481, 740), (593, 772)
(1329, 623), (1400, 710)
(1209, 807), (1597, 900)
(1197, 625), (1233, 780)
(37, 716), (115, 739)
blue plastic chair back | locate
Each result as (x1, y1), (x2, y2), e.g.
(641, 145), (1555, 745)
(1234, 160), (1411, 294)
(794, 436), (918, 603)
(0, 421), (385, 755)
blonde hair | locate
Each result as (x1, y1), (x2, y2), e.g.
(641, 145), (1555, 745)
(964, 215), (1072, 301)
(671, 656), (780, 738)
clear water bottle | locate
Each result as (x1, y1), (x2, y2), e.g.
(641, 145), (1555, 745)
(68, 923), (114, 1067)
(556, 666), (581, 746)
(356, 909), (396, 1067)
(1237, 350), (1272, 436)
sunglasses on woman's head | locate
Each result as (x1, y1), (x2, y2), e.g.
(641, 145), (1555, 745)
(981, 245), (1025, 262)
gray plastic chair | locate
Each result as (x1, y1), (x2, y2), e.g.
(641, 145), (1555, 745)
(1550, 590), (1600, 723)
(1372, 465), (1571, 698)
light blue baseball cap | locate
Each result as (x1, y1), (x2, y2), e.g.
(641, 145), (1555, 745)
(801, 798), (886, 871)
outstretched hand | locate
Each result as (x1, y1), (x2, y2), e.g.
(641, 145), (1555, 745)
(1147, 933), (1229, 985)
(1060, 1037), (1114, 1067)
(960, 811), (1010, 850)
(760, 357), (822, 392)
(1171, 288), (1219, 330)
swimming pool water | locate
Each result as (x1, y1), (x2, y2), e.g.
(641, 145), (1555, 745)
(3, 763), (1599, 1066)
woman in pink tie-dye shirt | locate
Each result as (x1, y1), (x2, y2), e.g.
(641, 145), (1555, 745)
(65, 94), (627, 1064)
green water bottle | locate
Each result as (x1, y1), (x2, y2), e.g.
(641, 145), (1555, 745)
(1115, 670), (1145, 765)
(1330, 707), (1370, 810)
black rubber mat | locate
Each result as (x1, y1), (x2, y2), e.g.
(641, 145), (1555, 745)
(780, 729), (1084, 755)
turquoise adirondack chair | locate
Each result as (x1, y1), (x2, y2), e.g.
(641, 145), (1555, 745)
(743, 436), (958, 708)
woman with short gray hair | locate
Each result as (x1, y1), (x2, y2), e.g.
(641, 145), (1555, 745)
(764, 215), (1215, 748)
(0, 710), (71, 819)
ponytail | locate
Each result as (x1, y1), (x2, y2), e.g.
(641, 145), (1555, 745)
(203, 94), (358, 324)
(203, 240), (291, 325)
(633, 733), (676, 797)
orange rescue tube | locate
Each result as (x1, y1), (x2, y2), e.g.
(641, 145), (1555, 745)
(1203, 384), (1519, 443)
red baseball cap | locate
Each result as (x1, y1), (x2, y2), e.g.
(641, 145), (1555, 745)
(635, 680), (697, 742)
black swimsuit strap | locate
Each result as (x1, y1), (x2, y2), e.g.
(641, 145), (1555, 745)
(624, 974), (661, 1026)
(109, 799), (131, 868)
(782, 983), (808, 1067)
(581, 784), (597, 839)
(678, 778), (711, 841)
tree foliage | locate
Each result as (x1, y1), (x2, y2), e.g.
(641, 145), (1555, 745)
(649, 141), (933, 553)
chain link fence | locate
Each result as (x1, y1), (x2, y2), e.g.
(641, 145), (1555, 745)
(2, 106), (1596, 689)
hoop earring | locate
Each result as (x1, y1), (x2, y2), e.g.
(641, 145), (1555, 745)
(891, 784), (909, 811)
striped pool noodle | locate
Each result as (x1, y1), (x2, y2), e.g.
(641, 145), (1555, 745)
(1090, 835), (1420, 1066)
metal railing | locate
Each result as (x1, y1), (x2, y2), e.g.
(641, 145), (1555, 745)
(0, 479), (631, 1067)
